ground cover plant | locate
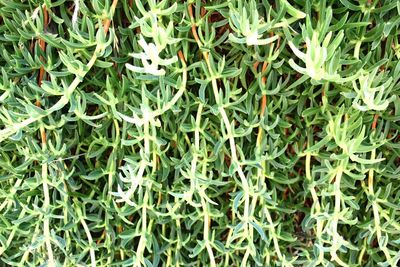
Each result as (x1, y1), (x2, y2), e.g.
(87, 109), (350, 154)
(0, 0), (400, 266)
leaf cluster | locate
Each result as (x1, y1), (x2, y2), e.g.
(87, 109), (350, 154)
(0, 0), (400, 266)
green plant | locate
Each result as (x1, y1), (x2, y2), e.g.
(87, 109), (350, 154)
(0, 0), (399, 266)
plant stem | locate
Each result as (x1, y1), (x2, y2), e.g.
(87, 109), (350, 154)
(305, 151), (324, 263)
(42, 157), (55, 267)
(103, 0), (119, 34)
(188, 1), (250, 223)
(18, 219), (39, 266)
(368, 120), (392, 262)
(330, 163), (349, 267)
(80, 215), (96, 267)
(36, 7), (54, 263)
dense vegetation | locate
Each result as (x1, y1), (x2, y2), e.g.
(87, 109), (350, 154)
(0, 0), (400, 266)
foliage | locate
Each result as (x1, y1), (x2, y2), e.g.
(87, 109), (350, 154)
(0, 0), (400, 266)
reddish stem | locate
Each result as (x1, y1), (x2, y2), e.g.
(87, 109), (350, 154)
(372, 114), (379, 130)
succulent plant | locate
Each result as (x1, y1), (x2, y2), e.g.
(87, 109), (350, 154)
(0, 0), (399, 266)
